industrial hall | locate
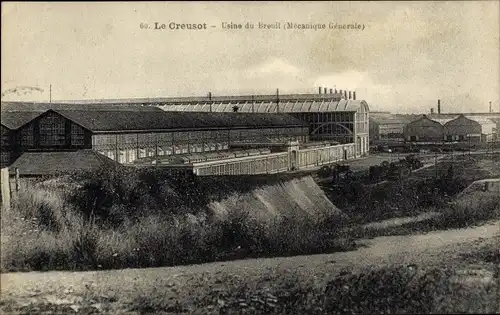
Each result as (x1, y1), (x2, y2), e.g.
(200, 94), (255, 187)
(1, 89), (370, 176)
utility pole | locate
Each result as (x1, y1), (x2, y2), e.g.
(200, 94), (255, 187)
(276, 88), (280, 113)
(49, 84), (52, 103)
(468, 135), (471, 159)
(434, 150), (438, 179)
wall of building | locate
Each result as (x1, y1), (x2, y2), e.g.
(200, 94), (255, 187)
(191, 143), (356, 176)
(93, 126), (309, 164)
(13, 112), (92, 150)
(1, 125), (13, 167)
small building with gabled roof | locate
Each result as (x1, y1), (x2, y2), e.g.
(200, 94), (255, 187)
(403, 115), (444, 142)
(444, 114), (495, 142)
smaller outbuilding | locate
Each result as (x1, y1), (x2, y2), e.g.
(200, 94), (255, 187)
(369, 113), (410, 142)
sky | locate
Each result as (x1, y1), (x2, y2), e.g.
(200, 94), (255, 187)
(1, 1), (499, 114)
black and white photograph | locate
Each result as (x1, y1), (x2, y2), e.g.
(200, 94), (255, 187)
(1, 1), (499, 314)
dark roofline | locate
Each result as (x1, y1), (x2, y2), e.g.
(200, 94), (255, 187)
(0, 111), (45, 130)
(7, 109), (90, 132)
(4, 109), (307, 134)
(409, 115), (443, 125)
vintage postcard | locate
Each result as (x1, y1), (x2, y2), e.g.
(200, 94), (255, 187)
(1, 1), (499, 314)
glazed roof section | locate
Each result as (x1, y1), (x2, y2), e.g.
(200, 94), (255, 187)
(52, 93), (346, 104)
(159, 99), (368, 113)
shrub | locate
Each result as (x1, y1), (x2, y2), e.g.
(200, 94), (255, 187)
(323, 266), (452, 314)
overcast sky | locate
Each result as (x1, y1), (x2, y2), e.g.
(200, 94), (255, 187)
(1, 1), (499, 113)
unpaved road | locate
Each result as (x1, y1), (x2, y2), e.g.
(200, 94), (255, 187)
(1, 220), (499, 314)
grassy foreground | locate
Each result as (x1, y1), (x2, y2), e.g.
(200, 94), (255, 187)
(1, 227), (498, 314)
(1, 167), (352, 272)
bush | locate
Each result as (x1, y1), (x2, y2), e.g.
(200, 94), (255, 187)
(438, 191), (500, 227)
(324, 266), (452, 314)
(188, 265), (499, 314)
(68, 167), (211, 227)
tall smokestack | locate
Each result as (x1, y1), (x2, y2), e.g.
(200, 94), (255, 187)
(344, 91), (348, 100)
(353, 91), (356, 100)
(348, 91), (352, 100)
(335, 88), (338, 94)
(324, 87), (328, 94)
(438, 99), (441, 114)
(330, 88), (333, 94)
(490, 101), (492, 113)
(339, 90), (343, 98)
(208, 92), (212, 100)
(319, 87), (322, 94)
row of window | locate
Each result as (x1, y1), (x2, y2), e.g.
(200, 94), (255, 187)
(298, 146), (347, 167)
(97, 142), (232, 164)
(92, 128), (307, 147)
(16, 115), (87, 148)
(196, 155), (288, 176)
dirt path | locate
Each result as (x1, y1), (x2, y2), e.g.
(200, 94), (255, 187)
(1, 221), (499, 314)
(360, 211), (441, 230)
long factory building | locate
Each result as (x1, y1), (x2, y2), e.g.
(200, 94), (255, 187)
(0, 90), (370, 176)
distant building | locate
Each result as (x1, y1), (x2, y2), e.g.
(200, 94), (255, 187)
(0, 109), (308, 169)
(444, 115), (496, 142)
(403, 114), (496, 143)
(490, 118), (500, 140)
(404, 115), (444, 142)
(369, 113), (410, 142)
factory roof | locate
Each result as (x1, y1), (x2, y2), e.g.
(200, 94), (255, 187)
(0, 111), (45, 130)
(407, 115), (445, 126)
(8, 150), (121, 176)
(52, 110), (308, 132)
(464, 116), (496, 126)
(0, 101), (163, 112)
(432, 118), (455, 125)
(51, 93), (347, 104)
(369, 113), (411, 125)
(159, 99), (369, 113)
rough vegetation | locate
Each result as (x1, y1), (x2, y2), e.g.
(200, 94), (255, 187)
(2, 235), (498, 314)
(1, 166), (351, 272)
(323, 154), (500, 225)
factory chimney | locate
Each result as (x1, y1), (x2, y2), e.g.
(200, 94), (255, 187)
(324, 87), (328, 94)
(339, 90), (343, 98)
(330, 88), (333, 94)
(335, 88), (338, 94)
(348, 91), (352, 100)
(490, 101), (492, 113)
(319, 87), (322, 94)
(353, 91), (356, 100)
(344, 90), (348, 100)
(437, 99), (441, 114)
